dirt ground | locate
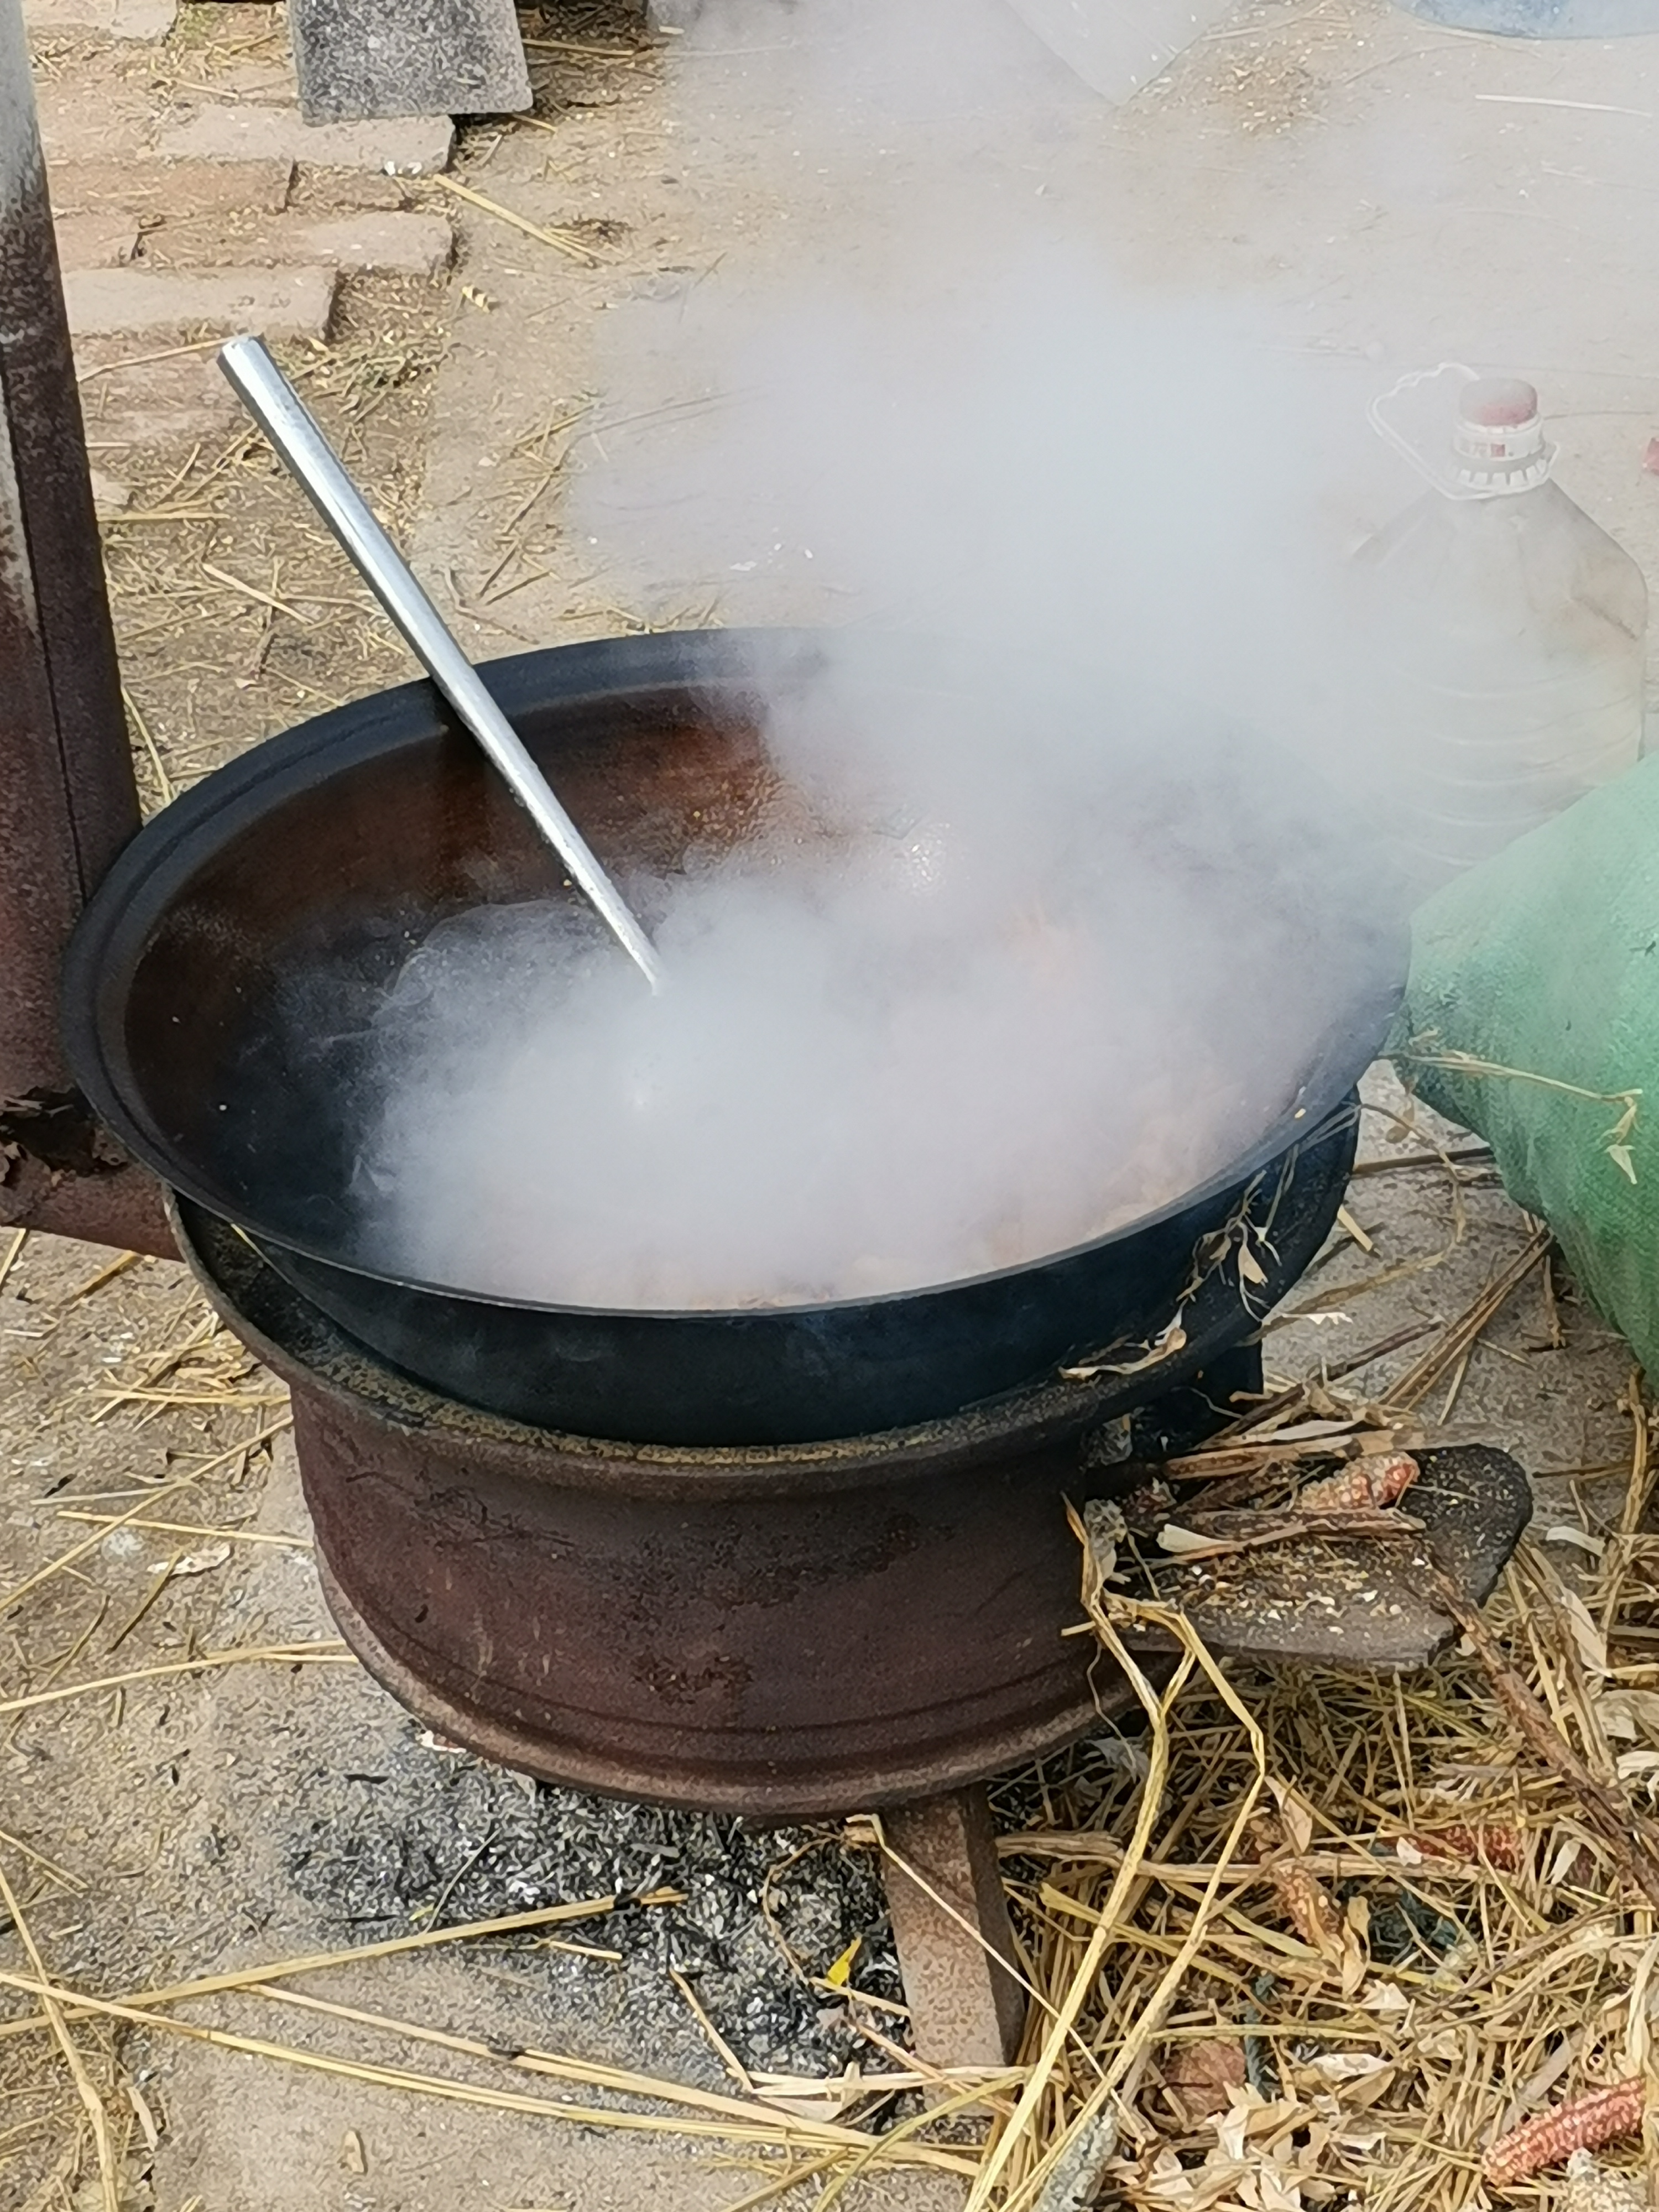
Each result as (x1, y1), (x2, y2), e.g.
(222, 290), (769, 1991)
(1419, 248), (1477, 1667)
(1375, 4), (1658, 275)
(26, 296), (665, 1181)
(4, 0), (1659, 2205)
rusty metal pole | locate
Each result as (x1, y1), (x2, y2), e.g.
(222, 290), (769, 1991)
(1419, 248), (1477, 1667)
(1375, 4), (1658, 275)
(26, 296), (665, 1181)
(883, 1787), (1027, 2069)
(0, 0), (173, 1258)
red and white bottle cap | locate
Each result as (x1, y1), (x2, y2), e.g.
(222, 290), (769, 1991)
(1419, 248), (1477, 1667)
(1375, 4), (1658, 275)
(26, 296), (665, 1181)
(1453, 378), (1553, 492)
(1369, 363), (1557, 498)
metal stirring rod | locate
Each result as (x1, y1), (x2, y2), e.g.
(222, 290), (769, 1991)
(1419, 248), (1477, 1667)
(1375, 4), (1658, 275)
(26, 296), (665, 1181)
(217, 334), (665, 993)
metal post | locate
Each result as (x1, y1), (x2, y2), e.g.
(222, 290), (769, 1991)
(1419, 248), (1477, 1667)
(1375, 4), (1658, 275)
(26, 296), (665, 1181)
(0, 0), (174, 1257)
(883, 1786), (1027, 2069)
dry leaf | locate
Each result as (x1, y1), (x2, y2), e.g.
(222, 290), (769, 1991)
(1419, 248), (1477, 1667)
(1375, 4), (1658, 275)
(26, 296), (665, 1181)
(1597, 1688), (1659, 1745)
(823, 1937), (860, 1989)
(1301, 2053), (1390, 2086)
(1357, 1980), (1411, 2018)
(1158, 1522), (1217, 1556)
(125, 2079), (160, 2152)
(1162, 2038), (1247, 2120)
(1562, 2150), (1646, 2212)
(1267, 1781), (1315, 1857)
(1557, 1588), (1610, 1678)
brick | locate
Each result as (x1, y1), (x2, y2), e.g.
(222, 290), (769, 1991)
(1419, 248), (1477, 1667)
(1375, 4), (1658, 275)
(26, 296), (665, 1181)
(137, 208), (452, 276)
(36, 79), (155, 162)
(48, 157), (294, 217)
(52, 210), (140, 268)
(74, 353), (240, 447)
(25, 0), (176, 38)
(64, 264), (338, 341)
(289, 169), (406, 210)
(283, 210), (454, 274)
(158, 105), (454, 175)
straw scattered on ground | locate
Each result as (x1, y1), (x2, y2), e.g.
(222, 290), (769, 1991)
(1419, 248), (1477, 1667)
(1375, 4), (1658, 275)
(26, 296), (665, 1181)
(7, 1220), (1659, 2210)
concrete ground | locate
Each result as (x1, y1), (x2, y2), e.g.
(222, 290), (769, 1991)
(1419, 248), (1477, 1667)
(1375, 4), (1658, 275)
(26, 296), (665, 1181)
(2, 0), (1658, 2205)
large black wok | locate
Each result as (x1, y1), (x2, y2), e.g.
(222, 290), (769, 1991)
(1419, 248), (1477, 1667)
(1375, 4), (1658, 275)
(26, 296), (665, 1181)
(63, 629), (1405, 1446)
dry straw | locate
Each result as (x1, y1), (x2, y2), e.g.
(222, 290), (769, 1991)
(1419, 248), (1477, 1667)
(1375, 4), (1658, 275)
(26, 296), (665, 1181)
(971, 1368), (1659, 2212)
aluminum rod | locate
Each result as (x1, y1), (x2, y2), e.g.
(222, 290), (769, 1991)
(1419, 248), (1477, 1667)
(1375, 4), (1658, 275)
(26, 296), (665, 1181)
(217, 335), (665, 992)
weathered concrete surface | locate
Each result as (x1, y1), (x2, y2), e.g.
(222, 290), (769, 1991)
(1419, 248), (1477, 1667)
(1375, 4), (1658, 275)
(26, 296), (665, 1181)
(137, 206), (454, 276)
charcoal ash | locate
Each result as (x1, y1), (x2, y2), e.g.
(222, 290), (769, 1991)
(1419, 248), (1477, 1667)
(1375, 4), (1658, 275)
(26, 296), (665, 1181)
(283, 1724), (900, 2082)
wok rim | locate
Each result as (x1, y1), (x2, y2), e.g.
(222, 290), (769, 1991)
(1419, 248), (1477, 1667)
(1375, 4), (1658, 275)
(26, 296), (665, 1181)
(63, 627), (1406, 1326)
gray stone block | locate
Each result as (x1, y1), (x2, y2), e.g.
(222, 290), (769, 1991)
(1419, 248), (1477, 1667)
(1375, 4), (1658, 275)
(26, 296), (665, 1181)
(288, 0), (531, 126)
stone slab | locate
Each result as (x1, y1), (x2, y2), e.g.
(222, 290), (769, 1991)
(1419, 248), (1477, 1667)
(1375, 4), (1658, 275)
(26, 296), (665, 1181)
(48, 156), (295, 216)
(72, 351), (241, 447)
(36, 77), (157, 161)
(51, 210), (140, 268)
(64, 263), (337, 340)
(145, 208), (453, 276)
(281, 208), (453, 274)
(289, 0), (530, 123)
(24, 0), (175, 39)
(158, 103), (454, 174)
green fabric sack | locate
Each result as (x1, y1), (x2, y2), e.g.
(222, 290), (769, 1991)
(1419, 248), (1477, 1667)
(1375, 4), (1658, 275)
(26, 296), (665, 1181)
(1392, 755), (1658, 1371)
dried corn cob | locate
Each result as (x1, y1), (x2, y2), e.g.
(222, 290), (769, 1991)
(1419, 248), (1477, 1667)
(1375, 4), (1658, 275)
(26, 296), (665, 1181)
(1299, 1452), (1420, 1514)
(1485, 2079), (1645, 2188)
(1402, 1823), (1525, 1872)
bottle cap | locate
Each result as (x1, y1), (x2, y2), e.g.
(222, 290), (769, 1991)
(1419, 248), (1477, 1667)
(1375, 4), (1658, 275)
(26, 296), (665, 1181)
(1368, 363), (1557, 499)
(1453, 379), (1553, 492)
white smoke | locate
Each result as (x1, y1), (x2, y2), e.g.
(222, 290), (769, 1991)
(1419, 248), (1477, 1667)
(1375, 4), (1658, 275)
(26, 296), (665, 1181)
(348, 0), (1398, 1310)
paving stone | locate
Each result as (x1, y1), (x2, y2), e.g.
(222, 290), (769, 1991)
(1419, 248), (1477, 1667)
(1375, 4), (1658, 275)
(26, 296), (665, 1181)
(158, 103), (454, 174)
(277, 208), (453, 273)
(74, 353), (241, 447)
(36, 77), (158, 161)
(47, 157), (295, 216)
(24, 0), (176, 38)
(289, 0), (529, 124)
(63, 263), (338, 341)
(289, 168), (406, 210)
(147, 207), (453, 275)
(51, 210), (140, 268)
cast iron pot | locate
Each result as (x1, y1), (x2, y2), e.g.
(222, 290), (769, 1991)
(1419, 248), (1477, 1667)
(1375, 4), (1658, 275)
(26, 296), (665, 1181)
(62, 629), (1405, 1445)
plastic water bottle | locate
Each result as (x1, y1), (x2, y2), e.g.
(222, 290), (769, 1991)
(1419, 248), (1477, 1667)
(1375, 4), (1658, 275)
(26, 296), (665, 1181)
(1354, 373), (1648, 890)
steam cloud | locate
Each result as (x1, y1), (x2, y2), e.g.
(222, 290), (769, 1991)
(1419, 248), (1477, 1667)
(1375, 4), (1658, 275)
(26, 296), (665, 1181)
(349, 0), (1394, 1310)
